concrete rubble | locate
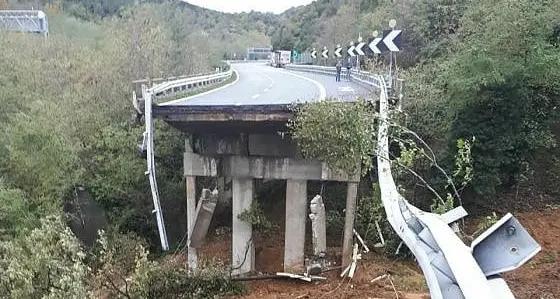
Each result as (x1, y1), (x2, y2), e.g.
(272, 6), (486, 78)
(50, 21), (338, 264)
(188, 188), (219, 248)
(309, 195), (327, 256)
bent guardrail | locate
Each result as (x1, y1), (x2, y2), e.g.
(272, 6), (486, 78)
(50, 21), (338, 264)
(135, 66), (234, 251)
(376, 74), (540, 299)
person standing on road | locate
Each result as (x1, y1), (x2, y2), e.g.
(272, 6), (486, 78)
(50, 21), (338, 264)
(335, 60), (342, 82)
(345, 57), (352, 81)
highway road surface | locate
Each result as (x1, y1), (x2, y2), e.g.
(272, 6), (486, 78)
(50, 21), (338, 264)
(159, 62), (371, 107)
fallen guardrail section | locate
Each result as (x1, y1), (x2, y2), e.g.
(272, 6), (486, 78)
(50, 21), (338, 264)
(375, 74), (541, 299)
(135, 66), (234, 251)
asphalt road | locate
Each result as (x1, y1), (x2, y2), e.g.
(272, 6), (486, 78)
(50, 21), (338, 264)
(159, 62), (372, 107)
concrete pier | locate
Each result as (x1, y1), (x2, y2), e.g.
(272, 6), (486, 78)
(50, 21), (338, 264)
(186, 175), (198, 272)
(232, 178), (255, 276)
(182, 132), (360, 275)
(284, 180), (308, 273)
(342, 182), (359, 269)
(185, 137), (198, 272)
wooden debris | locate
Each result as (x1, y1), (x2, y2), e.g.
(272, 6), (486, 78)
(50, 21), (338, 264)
(370, 273), (389, 283)
(374, 220), (386, 248)
(276, 272), (327, 282)
(353, 228), (371, 253)
(340, 243), (362, 279)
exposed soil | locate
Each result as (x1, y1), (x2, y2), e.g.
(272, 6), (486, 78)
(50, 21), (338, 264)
(503, 207), (560, 299)
(190, 207), (560, 299)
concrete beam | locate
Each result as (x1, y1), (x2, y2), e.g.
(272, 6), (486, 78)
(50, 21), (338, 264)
(284, 180), (307, 273)
(184, 153), (360, 182)
(183, 152), (219, 177)
(248, 134), (297, 157)
(156, 112), (293, 123)
(195, 134), (248, 156)
(188, 189), (219, 248)
(342, 182), (359, 269)
(232, 178), (255, 276)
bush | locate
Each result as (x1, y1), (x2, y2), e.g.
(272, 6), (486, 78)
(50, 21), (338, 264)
(0, 215), (90, 299)
(91, 231), (246, 299)
(289, 99), (377, 176)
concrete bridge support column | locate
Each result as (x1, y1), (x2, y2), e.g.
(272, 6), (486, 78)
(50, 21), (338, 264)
(186, 175), (198, 272)
(342, 182), (359, 269)
(185, 137), (198, 272)
(232, 178), (255, 276)
(284, 180), (308, 273)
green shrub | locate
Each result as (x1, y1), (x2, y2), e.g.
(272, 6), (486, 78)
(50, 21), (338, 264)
(92, 231), (246, 299)
(0, 215), (90, 299)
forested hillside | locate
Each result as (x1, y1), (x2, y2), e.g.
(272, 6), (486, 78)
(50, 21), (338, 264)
(0, 0), (559, 298)
(0, 1), (272, 298)
(276, 0), (560, 205)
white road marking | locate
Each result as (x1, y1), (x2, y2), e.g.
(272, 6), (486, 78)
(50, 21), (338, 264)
(264, 88), (269, 93)
(277, 69), (327, 101)
(338, 86), (355, 92)
(262, 73), (274, 88)
(159, 69), (240, 106)
(252, 94), (261, 99)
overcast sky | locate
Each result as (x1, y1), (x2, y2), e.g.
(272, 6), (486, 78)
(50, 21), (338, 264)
(183, 0), (315, 14)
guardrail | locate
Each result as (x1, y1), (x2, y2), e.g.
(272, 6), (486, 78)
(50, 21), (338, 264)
(285, 64), (390, 90)
(149, 69), (233, 98)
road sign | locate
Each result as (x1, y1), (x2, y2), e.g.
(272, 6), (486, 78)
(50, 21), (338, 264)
(322, 48), (329, 58)
(383, 29), (402, 52)
(334, 46), (342, 58)
(368, 37), (383, 54)
(363, 38), (374, 56)
(377, 30), (402, 53)
(355, 42), (366, 56)
(311, 49), (317, 59)
(347, 45), (356, 57)
(292, 50), (299, 59)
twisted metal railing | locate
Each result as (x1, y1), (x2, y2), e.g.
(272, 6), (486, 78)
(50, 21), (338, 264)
(375, 74), (540, 299)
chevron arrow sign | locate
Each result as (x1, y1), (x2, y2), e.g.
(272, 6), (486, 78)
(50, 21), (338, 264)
(334, 47), (342, 58)
(355, 42), (366, 56)
(363, 38), (374, 56)
(368, 37), (383, 55)
(382, 30), (402, 52)
(322, 48), (329, 58)
(311, 49), (317, 59)
(347, 45), (356, 57)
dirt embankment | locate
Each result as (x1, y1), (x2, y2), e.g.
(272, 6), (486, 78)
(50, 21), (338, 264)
(193, 207), (560, 299)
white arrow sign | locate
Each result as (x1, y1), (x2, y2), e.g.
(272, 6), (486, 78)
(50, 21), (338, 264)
(347, 45), (356, 57)
(355, 42), (366, 56)
(383, 30), (402, 52)
(311, 50), (317, 59)
(368, 37), (382, 54)
(334, 47), (342, 58)
(322, 49), (329, 58)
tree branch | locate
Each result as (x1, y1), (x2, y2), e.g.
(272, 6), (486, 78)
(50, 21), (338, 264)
(390, 123), (464, 206)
